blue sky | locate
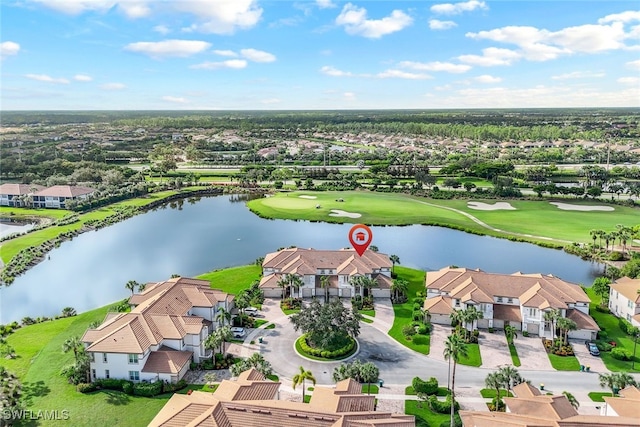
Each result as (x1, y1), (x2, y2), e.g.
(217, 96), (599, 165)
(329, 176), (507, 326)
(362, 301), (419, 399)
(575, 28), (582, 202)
(1, 0), (639, 110)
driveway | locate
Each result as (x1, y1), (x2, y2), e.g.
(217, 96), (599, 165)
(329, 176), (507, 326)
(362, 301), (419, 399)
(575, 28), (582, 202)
(429, 324), (450, 362)
(571, 339), (608, 374)
(478, 330), (513, 368)
(512, 335), (553, 371)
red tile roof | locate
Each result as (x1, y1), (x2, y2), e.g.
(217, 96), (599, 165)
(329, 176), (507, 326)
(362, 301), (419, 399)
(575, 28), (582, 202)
(32, 185), (95, 198)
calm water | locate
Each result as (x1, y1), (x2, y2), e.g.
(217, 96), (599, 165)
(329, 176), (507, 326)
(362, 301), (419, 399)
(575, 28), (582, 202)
(0, 195), (604, 323)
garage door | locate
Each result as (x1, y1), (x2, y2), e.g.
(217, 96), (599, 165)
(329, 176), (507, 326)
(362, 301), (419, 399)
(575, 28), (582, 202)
(527, 323), (539, 336)
(477, 319), (489, 329)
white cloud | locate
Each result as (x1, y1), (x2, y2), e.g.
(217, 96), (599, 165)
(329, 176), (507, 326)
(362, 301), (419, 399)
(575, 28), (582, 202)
(190, 59), (248, 70)
(261, 98), (281, 104)
(24, 73), (69, 84)
(73, 74), (93, 81)
(153, 25), (171, 35)
(618, 76), (640, 84)
(100, 82), (126, 90)
(240, 48), (276, 62)
(125, 39), (211, 58)
(429, 19), (457, 30)
(320, 66), (353, 77)
(31, 0), (148, 17)
(551, 71), (605, 80)
(178, 0), (262, 34)
(1, 41), (20, 59)
(598, 11), (640, 24)
(430, 0), (487, 15)
(316, 0), (336, 9)
(335, 3), (413, 39)
(458, 47), (521, 66)
(627, 59), (640, 70)
(118, 1), (150, 18)
(213, 50), (238, 57)
(399, 61), (471, 73)
(474, 74), (502, 83)
(376, 69), (432, 79)
(162, 95), (188, 103)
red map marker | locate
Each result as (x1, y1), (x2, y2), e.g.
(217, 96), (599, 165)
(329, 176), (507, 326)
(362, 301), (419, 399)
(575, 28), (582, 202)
(348, 224), (373, 256)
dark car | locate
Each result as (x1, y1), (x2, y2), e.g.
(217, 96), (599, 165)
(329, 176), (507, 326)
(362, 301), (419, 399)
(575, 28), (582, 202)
(585, 340), (600, 356)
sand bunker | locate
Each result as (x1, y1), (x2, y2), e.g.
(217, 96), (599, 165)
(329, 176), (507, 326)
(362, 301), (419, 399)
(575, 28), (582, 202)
(467, 202), (516, 211)
(329, 209), (362, 218)
(550, 202), (614, 212)
(299, 195), (317, 199)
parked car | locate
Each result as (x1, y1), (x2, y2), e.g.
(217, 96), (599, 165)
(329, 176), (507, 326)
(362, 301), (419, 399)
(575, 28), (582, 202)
(231, 327), (246, 338)
(585, 340), (600, 356)
(245, 307), (259, 317)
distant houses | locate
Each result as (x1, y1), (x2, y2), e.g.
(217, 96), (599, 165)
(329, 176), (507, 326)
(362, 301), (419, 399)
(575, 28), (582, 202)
(0, 184), (95, 209)
(425, 267), (600, 340)
(608, 276), (640, 327)
(259, 247), (393, 300)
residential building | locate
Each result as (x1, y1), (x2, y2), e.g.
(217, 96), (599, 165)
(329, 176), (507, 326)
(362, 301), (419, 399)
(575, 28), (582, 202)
(82, 277), (234, 384)
(32, 185), (95, 209)
(0, 183), (45, 207)
(602, 386), (640, 418)
(425, 267), (599, 339)
(259, 248), (393, 299)
(460, 383), (640, 426)
(149, 368), (415, 426)
(608, 277), (640, 327)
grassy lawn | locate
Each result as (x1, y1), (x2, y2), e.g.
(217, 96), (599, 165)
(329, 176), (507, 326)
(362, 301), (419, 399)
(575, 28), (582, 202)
(548, 353), (581, 371)
(3, 264), (260, 426)
(405, 399), (453, 427)
(361, 317), (374, 324)
(405, 386), (450, 396)
(509, 343), (521, 366)
(360, 309), (375, 317)
(458, 343), (482, 367)
(247, 191), (640, 245)
(361, 384), (379, 394)
(388, 266), (430, 355)
(480, 389), (513, 398)
(0, 206), (73, 219)
(197, 264), (262, 294)
(585, 288), (640, 373)
(589, 391), (614, 402)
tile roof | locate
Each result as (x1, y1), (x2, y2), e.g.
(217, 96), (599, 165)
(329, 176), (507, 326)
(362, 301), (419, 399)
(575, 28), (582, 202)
(142, 347), (192, 374)
(423, 295), (453, 315)
(493, 304), (522, 323)
(610, 277), (640, 304)
(32, 185), (95, 198)
(262, 248), (392, 276)
(0, 183), (45, 195)
(566, 309), (600, 331)
(603, 386), (640, 418)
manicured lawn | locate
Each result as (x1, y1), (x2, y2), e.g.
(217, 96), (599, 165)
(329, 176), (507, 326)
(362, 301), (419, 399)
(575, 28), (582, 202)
(405, 399), (453, 427)
(509, 343), (521, 366)
(405, 386), (451, 396)
(178, 384), (219, 394)
(360, 309), (375, 317)
(197, 264), (262, 294)
(480, 389), (513, 398)
(247, 191), (640, 245)
(588, 391), (613, 402)
(458, 343), (482, 367)
(361, 384), (379, 394)
(361, 317), (374, 324)
(388, 266), (430, 355)
(0, 206), (73, 219)
(585, 288), (640, 373)
(548, 353), (581, 371)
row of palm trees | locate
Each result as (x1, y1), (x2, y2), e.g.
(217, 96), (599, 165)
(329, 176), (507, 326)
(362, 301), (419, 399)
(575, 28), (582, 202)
(450, 305), (484, 342)
(276, 273), (383, 301)
(484, 366), (528, 411)
(589, 225), (636, 254)
(543, 308), (577, 345)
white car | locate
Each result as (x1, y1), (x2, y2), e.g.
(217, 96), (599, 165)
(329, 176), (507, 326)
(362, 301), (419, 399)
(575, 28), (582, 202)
(231, 327), (246, 338)
(245, 307), (259, 316)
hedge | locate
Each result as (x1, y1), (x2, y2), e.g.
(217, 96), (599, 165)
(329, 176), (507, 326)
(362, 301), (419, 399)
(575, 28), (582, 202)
(77, 383), (98, 393)
(611, 347), (632, 361)
(298, 334), (355, 359)
(133, 381), (163, 397)
(412, 376), (438, 396)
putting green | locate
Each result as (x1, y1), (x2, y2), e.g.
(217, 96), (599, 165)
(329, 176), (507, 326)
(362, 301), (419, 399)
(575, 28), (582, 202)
(248, 191), (640, 245)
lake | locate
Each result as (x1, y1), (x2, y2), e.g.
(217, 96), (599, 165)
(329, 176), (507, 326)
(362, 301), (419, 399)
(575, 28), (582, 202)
(0, 195), (604, 323)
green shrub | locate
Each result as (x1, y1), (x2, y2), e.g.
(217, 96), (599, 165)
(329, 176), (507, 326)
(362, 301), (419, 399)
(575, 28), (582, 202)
(413, 297), (424, 305)
(77, 383), (98, 393)
(412, 376), (438, 395)
(412, 310), (424, 321)
(133, 381), (163, 397)
(163, 379), (187, 393)
(417, 324), (430, 335)
(522, 331), (529, 337)
(412, 335), (429, 345)
(413, 303), (422, 310)
(95, 378), (128, 391)
(609, 252), (624, 261)
(439, 414), (462, 427)
(611, 347), (632, 361)
(429, 395), (459, 414)
(402, 324), (416, 337)
(618, 318), (634, 336)
(488, 327), (495, 333)
(596, 341), (613, 352)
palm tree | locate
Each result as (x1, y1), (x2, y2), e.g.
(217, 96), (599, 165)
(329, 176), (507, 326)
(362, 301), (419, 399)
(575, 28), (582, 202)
(216, 326), (233, 356)
(125, 280), (139, 295)
(204, 332), (222, 362)
(504, 325), (518, 345)
(292, 366), (316, 402)
(462, 306), (483, 340)
(360, 361), (380, 395)
(543, 309), (560, 340)
(320, 275), (330, 303)
(391, 278), (409, 303)
(598, 372), (635, 397)
(390, 254), (400, 274)
(589, 229), (598, 252)
(277, 276), (289, 301)
(556, 317), (577, 345)
(443, 333), (468, 427)
(62, 336), (83, 364)
(497, 365), (524, 396)
(450, 309), (464, 332)
(485, 371), (504, 411)
(562, 391), (579, 410)
(216, 307), (232, 327)
(358, 276), (378, 298)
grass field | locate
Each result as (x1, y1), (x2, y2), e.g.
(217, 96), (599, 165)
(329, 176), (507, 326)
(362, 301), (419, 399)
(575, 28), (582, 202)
(548, 353), (581, 371)
(247, 190), (639, 245)
(509, 343), (521, 366)
(405, 399), (453, 427)
(458, 343), (483, 367)
(3, 264), (259, 426)
(388, 266), (430, 355)
(480, 389), (513, 398)
(588, 391), (612, 401)
(585, 289), (640, 373)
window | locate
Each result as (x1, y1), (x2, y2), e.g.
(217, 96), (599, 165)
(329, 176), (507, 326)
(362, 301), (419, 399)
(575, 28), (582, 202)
(496, 297), (503, 303)
(455, 299), (460, 307)
(128, 354), (138, 364)
(129, 371), (140, 381)
(102, 353), (108, 363)
(105, 370), (110, 379)
(627, 314), (632, 321)
(629, 301), (634, 309)
(91, 369), (96, 380)
(507, 298), (513, 304)
(89, 352), (95, 362)
(528, 308), (538, 317)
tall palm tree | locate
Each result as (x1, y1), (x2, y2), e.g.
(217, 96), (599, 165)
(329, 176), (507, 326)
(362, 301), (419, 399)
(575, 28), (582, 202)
(504, 325), (518, 345)
(390, 254), (400, 274)
(599, 372), (620, 397)
(288, 274), (304, 299)
(543, 309), (560, 340)
(391, 278), (409, 303)
(292, 366), (316, 403)
(485, 371), (504, 411)
(277, 276), (289, 301)
(125, 280), (139, 296)
(216, 307), (232, 327)
(358, 276), (378, 298)
(562, 391), (580, 410)
(443, 333), (468, 427)
(360, 362), (380, 395)
(204, 333), (222, 362)
(320, 275), (330, 303)
(497, 365), (524, 396)
(62, 336), (84, 363)
(216, 326), (233, 356)
(589, 229), (598, 252)
(462, 306), (483, 340)
(556, 317), (577, 345)
(449, 309), (464, 332)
